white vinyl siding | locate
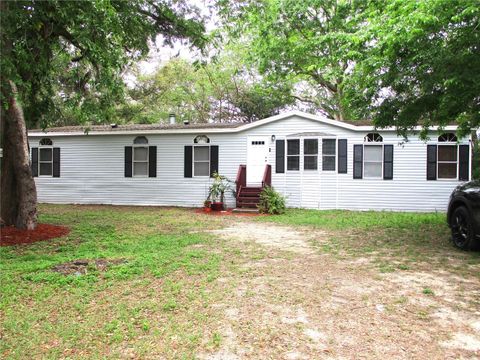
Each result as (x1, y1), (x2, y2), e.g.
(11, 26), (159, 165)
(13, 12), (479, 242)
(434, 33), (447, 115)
(29, 113), (470, 212)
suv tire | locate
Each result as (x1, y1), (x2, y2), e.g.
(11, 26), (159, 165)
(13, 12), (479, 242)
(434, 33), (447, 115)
(451, 206), (475, 250)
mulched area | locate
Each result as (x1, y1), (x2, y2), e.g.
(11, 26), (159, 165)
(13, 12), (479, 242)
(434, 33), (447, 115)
(0, 224), (70, 246)
(194, 208), (267, 217)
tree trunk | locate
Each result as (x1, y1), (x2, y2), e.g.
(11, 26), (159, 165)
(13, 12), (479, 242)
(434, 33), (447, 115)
(1, 82), (38, 229)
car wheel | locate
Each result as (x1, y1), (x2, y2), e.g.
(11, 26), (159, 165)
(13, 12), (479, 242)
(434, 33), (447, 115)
(451, 206), (474, 250)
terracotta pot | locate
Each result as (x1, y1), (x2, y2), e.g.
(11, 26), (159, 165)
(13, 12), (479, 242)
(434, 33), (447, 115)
(211, 202), (224, 211)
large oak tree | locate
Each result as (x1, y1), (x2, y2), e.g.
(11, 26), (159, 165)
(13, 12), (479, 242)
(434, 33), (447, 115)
(218, 0), (369, 121)
(346, 0), (480, 139)
(0, 0), (205, 229)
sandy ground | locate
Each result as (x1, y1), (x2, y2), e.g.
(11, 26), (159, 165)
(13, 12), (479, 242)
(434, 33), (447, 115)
(203, 221), (480, 359)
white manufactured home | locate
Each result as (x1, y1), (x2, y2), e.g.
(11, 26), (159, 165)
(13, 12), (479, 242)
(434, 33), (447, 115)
(28, 111), (473, 212)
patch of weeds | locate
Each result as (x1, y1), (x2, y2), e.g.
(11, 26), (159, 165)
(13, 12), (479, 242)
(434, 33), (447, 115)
(142, 321), (150, 332)
(163, 298), (178, 312)
(417, 310), (430, 320)
(376, 261), (396, 273)
(211, 332), (222, 348)
(423, 287), (435, 296)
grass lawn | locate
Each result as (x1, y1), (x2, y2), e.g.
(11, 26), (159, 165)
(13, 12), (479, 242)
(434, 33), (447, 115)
(1, 205), (479, 359)
(257, 209), (480, 273)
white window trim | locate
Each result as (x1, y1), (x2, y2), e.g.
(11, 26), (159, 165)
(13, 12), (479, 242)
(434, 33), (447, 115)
(363, 144), (383, 179)
(193, 145), (210, 177)
(321, 138), (336, 172)
(437, 144), (458, 180)
(132, 145), (149, 177)
(38, 146), (53, 177)
(287, 139), (300, 171)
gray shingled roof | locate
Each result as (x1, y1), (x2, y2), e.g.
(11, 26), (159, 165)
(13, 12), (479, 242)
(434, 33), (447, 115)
(30, 122), (244, 133)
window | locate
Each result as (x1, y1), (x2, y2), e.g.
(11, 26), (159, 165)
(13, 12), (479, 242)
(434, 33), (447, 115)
(31, 138), (60, 178)
(287, 139), (300, 170)
(364, 133), (383, 142)
(322, 139), (336, 171)
(437, 133), (458, 179)
(40, 138), (53, 146)
(39, 148), (53, 176)
(438, 133), (457, 142)
(194, 135), (210, 144)
(133, 136), (148, 176)
(303, 139), (318, 170)
(364, 145), (383, 178)
(194, 146), (210, 176)
(39, 138), (53, 176)
(437, 145), (457, 179)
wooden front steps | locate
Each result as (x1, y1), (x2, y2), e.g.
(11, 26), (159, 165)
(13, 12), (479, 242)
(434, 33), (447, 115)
(235, 164), (271, 211)
(236, 186), (262, 209)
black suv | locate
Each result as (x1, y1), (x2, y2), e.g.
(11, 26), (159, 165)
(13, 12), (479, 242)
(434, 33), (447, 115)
(447, 180), (480, 250)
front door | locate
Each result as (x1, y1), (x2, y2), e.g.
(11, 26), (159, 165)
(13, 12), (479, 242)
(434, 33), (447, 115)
(247, 136), (269, 186)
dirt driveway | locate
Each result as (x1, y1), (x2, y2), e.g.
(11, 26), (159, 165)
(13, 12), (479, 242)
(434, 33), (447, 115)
(202, 221), (480, 359)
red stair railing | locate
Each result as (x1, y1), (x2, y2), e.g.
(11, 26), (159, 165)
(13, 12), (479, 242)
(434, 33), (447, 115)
(262, 164), (271, 188)
(236, 165), (246, 200)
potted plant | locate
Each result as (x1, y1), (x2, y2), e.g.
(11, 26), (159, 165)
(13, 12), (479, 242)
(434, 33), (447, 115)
(203, 199), (212, 213)
(207, 172), (234, 211)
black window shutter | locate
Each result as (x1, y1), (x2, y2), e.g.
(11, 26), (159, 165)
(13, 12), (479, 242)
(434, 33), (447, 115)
(148, 146), (157, 178)
(184, 146), (192, 178)
(52, 147), (61, 177)
(338, 139), (347, 174)
(353, 145), (363, 179)
(276, 140), (285, 173)
(426, 145), (437, 180)
(31, 147), (38, 177)
(125, 146), (132, 177)
(383, 145), (393, 180)
(459, 144), (469, 181)
(210, 145), (219, 177)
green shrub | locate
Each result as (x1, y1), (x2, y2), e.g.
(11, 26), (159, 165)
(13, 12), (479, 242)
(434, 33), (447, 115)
(258, 186), (286, 214)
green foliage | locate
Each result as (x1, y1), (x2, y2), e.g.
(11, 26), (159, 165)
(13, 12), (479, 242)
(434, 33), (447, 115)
(207, 172), (234, 203)
(0, 0), (206, 129)
(345, 0), (480, 138)
(219, 0), (370, 121)
(220, 0), (479, 135)
(0, 205), (224, 358)
(258, 186), (286, 214)
(257, 208), (445, 230)
(124, 49), (294, 124)
(422, 287), (435, 296)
